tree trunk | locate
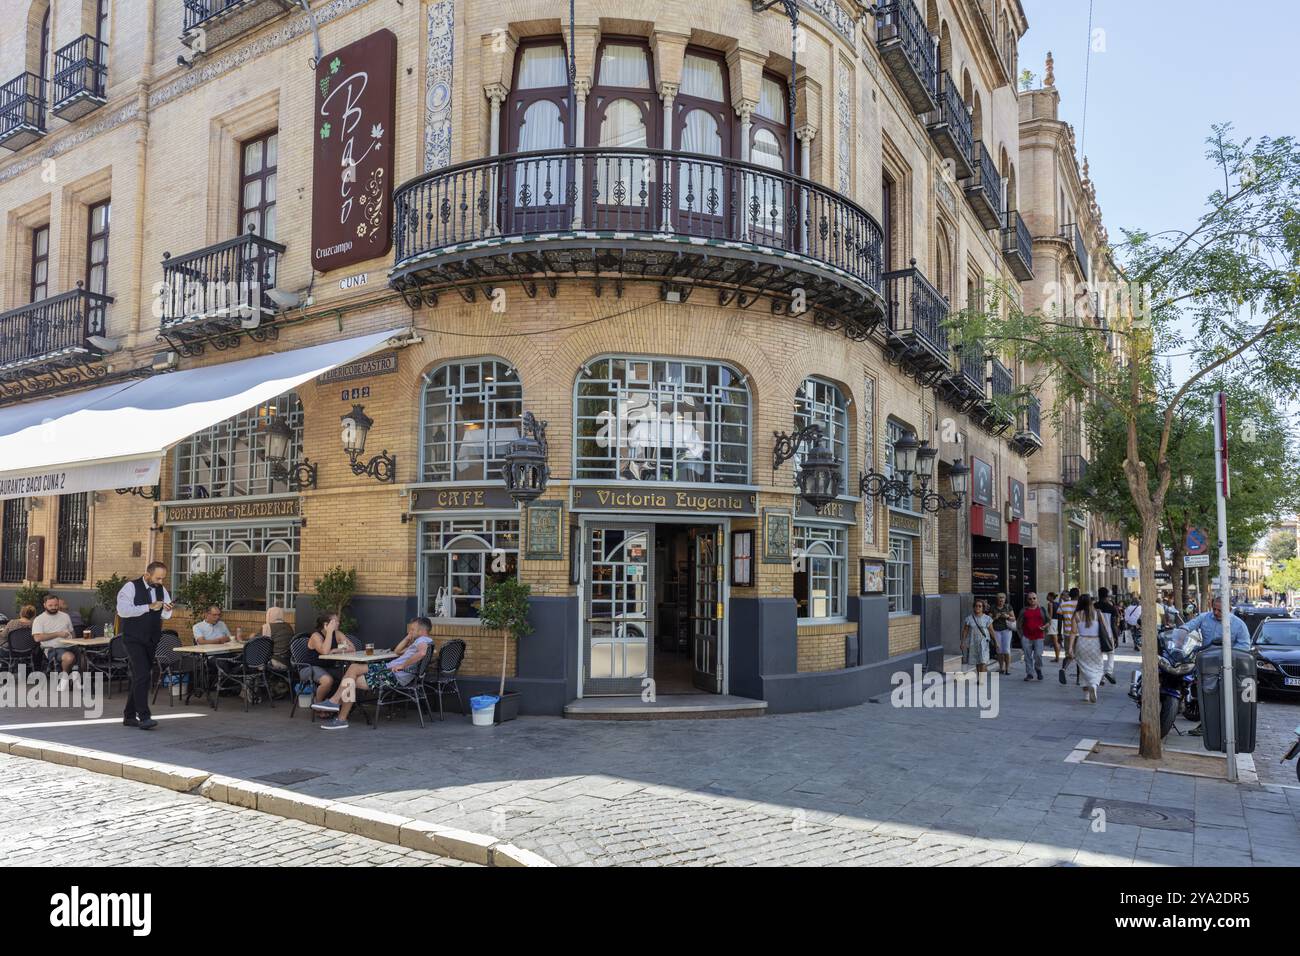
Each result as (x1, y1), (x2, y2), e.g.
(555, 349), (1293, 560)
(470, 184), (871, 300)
(1136, 511), (1164, 759)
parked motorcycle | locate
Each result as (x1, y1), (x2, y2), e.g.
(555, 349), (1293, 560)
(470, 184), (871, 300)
(1128, 626), (1203, 738)
(1284, 725), (1300, 784)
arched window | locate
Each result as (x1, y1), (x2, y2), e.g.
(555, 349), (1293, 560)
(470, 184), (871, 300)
(793, 524), (846, 620)
(793, 377), (848, 488)
(173, 393), (304, 499)
(506, 41), (572, 228)
(421, 359), (523, 482)
(674, 50), (731, 225)
(747, 73), (793, 236)
(588, 39), (657, 226)
(934, 221), (953, 302)
(575, 357), (751, 484)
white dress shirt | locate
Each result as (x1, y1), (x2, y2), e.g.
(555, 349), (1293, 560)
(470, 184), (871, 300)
(116, 578), (174, 620)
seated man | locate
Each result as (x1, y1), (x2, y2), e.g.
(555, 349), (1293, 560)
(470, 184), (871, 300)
(32, 594), (77, 674)
(192, 605), (232, 645)
(311, 617), (435, 730)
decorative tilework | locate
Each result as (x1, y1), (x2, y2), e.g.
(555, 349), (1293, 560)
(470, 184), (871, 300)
(862, 374), (874, 548)
(836, 56), (851, 197)
(424, 0), (455, 172)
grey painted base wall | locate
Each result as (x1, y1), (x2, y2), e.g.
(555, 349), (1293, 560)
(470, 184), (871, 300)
(0, 586), (104, 625)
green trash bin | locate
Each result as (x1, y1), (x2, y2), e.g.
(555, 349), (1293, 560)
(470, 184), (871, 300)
(1195, 646), (1256, 754)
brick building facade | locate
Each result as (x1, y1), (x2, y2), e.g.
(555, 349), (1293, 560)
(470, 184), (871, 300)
(0, 0), (1114, 714)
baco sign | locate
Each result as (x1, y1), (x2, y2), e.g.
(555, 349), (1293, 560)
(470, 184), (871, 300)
(311, 29), (397, 272)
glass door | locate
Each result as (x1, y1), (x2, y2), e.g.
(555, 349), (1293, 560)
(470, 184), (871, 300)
(584, 524), (654, 695)
(691, 525), (723, 692)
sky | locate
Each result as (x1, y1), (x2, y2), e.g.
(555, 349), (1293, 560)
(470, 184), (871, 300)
(1019, 0), (1300, 243)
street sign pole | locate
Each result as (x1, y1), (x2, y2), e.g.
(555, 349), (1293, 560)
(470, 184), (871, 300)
(1213, 391), (1237, 782)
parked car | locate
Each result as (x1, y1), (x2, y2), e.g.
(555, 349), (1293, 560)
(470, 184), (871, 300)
(1236, 605), (1290, 638)
(1249, 618), (1300, 695)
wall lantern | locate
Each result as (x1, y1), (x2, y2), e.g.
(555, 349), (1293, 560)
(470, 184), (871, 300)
(262, 414), (318, 490)
(772, 423), (842, 511)
(340, 404), (396, 484)
(503, 411), (550, 504)
(860, 436), (967, 514)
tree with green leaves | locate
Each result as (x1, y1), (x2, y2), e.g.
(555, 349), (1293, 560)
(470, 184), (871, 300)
(1265, 556), (1300, 598)
(950, 126), (1300, 758)
(1263, 529), (1297, 566)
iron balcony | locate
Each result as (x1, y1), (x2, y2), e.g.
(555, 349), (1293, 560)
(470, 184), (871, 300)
(51, 35), (107, 121)
(1062, 453), (1089, 487)
(924, 72), (974, 180)
(0, 72), (46, 151)
(181, 0), (296, 52)
(1062, 221), (1089, 280)
(882, 260), (950, 379)
(391, 147), (887, 336)
(160, 230), (286, 345)
(962, 141), (1003, 231)
(1000, 209), (1033, 280)
(1011, 395), (1043, 456)
(874, 0), (939, 115)
(0, 285), (113, 381)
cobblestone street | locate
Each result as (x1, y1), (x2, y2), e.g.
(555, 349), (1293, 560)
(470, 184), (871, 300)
(0, 754), (472, 867)
(2, 651), (1296, 866)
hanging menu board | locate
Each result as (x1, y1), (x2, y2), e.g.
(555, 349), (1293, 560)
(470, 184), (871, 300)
(972, 540), (1007, 604)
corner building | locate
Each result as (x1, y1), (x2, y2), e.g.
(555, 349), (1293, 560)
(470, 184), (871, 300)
(0, 0), (1098, 715)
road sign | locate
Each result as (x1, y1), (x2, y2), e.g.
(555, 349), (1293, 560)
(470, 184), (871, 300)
(1184, 554), (1210, 568)
(1123, 568), (1139, 579)
(1098, 540), (1124, 552)
(1185, 527), (1209, 556)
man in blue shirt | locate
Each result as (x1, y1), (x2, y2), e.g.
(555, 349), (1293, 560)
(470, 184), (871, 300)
(1184, 597), (1250, 649)
(1183, 597), (1248, 737)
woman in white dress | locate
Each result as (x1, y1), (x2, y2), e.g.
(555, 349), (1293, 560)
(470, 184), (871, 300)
(1069, 594), (1108, 702)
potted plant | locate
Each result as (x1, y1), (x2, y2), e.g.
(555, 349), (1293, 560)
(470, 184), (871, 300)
(175, 567), (227, 616)
(94, 573), (129, 635)
(14, 583), (48, 616)
(478, 578), (532, 723)
(313, 565), (358, 635)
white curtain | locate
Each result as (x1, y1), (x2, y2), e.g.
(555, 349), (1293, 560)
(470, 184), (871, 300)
(680, 53), (724, 101)
(516, 100), (566, 206)
(679, 109), (722, 213)
(598, 44), (650, 88)
(517, 44), (568, 89)
(596, 99), (648, 207)
(758, 76), (786, 123)
(747, 128), (785, 233)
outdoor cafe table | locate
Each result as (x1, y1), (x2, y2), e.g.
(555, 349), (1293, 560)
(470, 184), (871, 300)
(318, 650), (397, 663)
(174, 641), (246, 706)
(48, 635), (112, 674)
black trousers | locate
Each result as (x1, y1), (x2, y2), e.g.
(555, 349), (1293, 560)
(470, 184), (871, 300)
(123, 634), (159, 721)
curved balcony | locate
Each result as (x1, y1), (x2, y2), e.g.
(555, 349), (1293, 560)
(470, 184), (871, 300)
(391, 148), (886, 337)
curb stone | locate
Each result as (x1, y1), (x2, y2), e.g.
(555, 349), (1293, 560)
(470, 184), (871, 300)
(0, 738), (551, 867)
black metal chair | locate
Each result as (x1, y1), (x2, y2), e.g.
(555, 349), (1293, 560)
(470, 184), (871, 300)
(373, 641), (434, 729)
(0, 627), (35, 674)
(287, 634), (317, 720)
(151, 632), (194, 706)
(212, 637), (275, 712)
(424, 638), (467, 721)
(84, 635), (130, 698)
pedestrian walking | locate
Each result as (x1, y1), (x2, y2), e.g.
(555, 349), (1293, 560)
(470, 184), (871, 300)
(990, 593), (1016, 675)
(961, 599), (994, 675)
(1055, 587), (1079, 684)
(1018, 591), (1048, 681)
(1096, 587), (1119, 685)
(1069, 593), (1108, 703)
(116, 562), (174, 731)
(1123, 597), (1142, 650)
(1045, 591), (1061, 660)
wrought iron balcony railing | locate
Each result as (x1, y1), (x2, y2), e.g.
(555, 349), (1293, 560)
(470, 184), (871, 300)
(874, 0), (938, 115)
(1062, 453), (1088, 487)
(956, 341), (986, 395)
(924, 72), (974, 179)
(160, 230), (286, 341)
(0, 284), (113, 380)
(51, 35), (108, 120)
(1000, 208), (1033, 281)
(0, 72), (46, 151)
(182, 0), (296, 51)
(392, 147), (886, 332)
(1062, 221), (1088, 280)
(989, 357), (1013, 401)
(963, 141), (1004, 230)
(883, 260), (949, 371)
(1020, 395), (1041, 437)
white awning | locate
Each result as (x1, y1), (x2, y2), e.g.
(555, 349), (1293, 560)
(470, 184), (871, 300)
(0, 327), (407, 501)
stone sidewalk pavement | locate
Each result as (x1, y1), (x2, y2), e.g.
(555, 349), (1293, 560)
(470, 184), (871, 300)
(2, 651), (1297, 866)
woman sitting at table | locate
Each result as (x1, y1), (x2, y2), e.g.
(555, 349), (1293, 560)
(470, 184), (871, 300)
(0, 604), (37, 647)
(310, 617), (434, 730)
(301, 613), (354, 706)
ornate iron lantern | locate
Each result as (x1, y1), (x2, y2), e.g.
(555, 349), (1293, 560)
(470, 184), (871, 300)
(503, 412), (550, 504)
(261, 414), (317, 490)
(340, 404), (396, 483)
(773, 423), (843, 511)
(860, 436), (967, 514)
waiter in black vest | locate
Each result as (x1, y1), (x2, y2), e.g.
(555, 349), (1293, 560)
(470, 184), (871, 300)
(116, 561), (174, 730)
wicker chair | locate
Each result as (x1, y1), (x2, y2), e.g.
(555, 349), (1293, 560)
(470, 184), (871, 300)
(424, 638), (467, 720)
(0, 627), (35, 674)
(212, 637), (275, 711)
